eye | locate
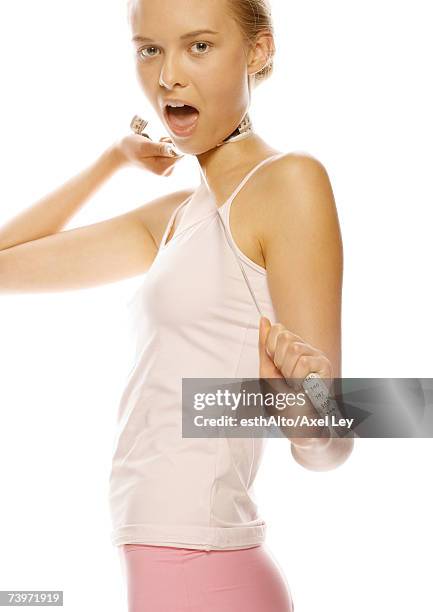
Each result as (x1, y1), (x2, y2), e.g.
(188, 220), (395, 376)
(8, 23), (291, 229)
(137, 46), (160, 59)
(190, 41), (212, 54)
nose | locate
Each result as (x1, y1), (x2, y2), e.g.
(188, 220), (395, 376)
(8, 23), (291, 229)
(159, 51), (187, 90)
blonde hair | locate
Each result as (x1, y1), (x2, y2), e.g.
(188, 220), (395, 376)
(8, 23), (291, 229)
(227, 0), (275, 85)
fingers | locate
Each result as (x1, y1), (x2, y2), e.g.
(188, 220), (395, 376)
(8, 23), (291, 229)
(158, 137), (183, 158)
(291, 355), (332, 385)
(259, 316), (271, 349)
(258, 316), (270, 363)
(258, 317), (283, 378)
(265, 323), (303, 360)
(135, 135), (183, 159)
(155, 142), (177, 157)
(260, 320), (333, 387)
(274, 338), (317, 374)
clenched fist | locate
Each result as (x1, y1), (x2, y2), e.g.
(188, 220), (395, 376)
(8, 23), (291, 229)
(258, 316), (333, 388)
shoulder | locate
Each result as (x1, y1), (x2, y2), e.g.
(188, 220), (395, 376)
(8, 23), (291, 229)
(262, 151), (333, 201)
(256, 152), (339, 241)
(132, 188), (196, 244)
(252, 152), (342, 268)
(160, 188), (196, 216)
(153, 187), (196, 212)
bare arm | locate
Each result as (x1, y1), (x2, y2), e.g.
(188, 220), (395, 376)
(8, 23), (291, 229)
(260, 154), (354, 471)
(0, 145), (126, 251)
(0, 141), (192, 293)
(0, 190), (193, 293)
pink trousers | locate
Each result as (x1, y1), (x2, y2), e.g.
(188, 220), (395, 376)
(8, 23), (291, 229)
(119, 543), (294, 612)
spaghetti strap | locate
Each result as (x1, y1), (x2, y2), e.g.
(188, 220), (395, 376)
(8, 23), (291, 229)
(223, 152), (288, 209)
(218, 212), (265, 317)
(159, 194), (193, 251)
(216, 152), (289, 318)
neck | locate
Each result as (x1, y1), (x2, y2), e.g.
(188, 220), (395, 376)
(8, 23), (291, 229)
(195, 133), (277, 202)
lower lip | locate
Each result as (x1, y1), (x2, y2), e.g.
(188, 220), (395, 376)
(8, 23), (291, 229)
(164, 108), (200, 137)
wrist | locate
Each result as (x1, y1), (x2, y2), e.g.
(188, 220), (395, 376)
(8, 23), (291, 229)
(103, 142), (129, 172)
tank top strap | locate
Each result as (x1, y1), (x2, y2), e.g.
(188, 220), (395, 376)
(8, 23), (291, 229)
(223, 152), (288, 209)
(217, 209), (265, 317)
(159, 193), (193, 252)
(216, 151), (289, 318)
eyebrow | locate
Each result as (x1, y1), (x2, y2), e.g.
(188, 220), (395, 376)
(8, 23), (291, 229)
(132, 29), (219, 43)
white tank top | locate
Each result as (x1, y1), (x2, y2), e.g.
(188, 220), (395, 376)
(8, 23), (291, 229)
(108, 152), (287, 550)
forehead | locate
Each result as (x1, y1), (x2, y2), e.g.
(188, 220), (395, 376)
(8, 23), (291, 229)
(128, 0), (232, 34)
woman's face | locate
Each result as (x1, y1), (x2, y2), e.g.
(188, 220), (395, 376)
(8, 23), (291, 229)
(128, 0), (252, 155)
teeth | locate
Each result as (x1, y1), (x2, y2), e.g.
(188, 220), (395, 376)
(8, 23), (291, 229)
(167, 102), (186, 108)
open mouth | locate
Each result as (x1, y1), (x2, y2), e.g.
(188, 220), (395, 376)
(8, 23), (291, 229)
(164, 104), (200, 135)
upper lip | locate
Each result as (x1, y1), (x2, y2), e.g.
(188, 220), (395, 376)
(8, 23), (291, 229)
(162, 98), (200, 112)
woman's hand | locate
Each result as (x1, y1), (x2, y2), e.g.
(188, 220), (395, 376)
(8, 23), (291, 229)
(115, 134), (184, 176)
(258, 316), (333, 388)
(258, 316), (334, 447)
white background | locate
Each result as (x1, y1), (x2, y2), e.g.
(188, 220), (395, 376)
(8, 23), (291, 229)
(0, 1), (432, 611)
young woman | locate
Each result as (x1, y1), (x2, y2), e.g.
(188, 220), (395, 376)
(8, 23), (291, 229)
(0, 0), (354, 610)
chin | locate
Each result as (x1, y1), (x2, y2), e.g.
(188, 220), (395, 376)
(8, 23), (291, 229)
(171, 138), (220, 156)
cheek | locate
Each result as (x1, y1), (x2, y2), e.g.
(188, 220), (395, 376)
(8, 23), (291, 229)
(134, 63), (160, 107)
(135, 61), (153, 89)
(200, 49), (249, 110)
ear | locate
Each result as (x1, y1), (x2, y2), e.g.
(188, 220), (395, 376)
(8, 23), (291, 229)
(246, 31), (275, 77)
